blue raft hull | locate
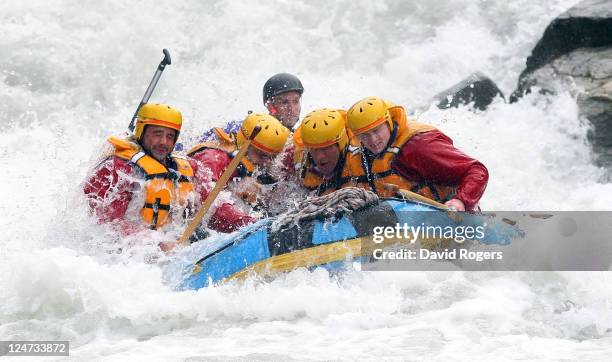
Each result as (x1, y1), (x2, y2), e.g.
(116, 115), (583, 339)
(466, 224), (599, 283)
(168, 199), (519, 290)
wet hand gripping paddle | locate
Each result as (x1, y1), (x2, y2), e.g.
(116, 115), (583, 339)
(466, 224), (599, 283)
(383, 183), (537, 226)
(128, 49), (172, 132)
(176, 125), (263, 247)
(383, 183), (464, 223)
(383, 183), (452, 210)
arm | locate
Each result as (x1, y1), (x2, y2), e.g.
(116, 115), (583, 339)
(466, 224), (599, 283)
(208, 203), (256, 233)
(393, 131), (489, 211)
(188, 149), (256, 232)
(83, 157), (144, 234)
(278, 143), (298, 178)
(189, 148), (234, 200)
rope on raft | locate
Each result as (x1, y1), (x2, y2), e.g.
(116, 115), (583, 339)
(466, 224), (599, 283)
(271, 187), (379, 232)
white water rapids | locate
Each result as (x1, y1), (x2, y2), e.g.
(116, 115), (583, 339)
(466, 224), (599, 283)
(2, 0), (612, 360)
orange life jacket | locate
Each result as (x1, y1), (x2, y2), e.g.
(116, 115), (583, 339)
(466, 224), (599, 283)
(347, 106), (456, 202)
(108, 136), (195, 230)
(300, 142), (362, 196)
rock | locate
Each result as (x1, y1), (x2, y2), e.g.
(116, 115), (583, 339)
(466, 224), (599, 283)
(520, 47), (612, 96)
(522, 47), (612, 167)
(511, 0), (612, 168)
(434, 72), (504, 111)
(512, 0), (612, 100)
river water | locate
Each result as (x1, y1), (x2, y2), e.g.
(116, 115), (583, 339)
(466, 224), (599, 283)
(2, 0), (612, 360)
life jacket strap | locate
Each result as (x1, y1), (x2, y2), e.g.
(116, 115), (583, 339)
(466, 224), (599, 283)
(130, 151), (146, 164)
(143, 201), (171, 211)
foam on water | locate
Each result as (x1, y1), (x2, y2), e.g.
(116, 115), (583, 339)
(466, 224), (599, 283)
(2, 0), (612, 359)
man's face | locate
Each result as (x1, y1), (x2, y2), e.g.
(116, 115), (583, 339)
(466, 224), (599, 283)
(247, 147), (275, 169)
(267, 91), (301, 128)
(141, 125), (177, 162)
(358, 123), (391, 156)
(309, 144), (340, 178)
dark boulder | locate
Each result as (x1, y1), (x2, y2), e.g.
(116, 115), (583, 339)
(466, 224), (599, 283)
(525, 1), (611, 75)
(434, 72), (504, 111)
(511, 0), (612, 168)
(512, 0), (612, 100)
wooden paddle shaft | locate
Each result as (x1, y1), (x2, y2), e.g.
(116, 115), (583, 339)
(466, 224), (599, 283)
(382, 183), (450, 210)
(381, 183), (531, 230)
(398, 189), (449, 209)
(177, 126), (261, 246)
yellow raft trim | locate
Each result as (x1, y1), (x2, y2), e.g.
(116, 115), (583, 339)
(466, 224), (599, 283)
(226, 237), (366, 282)
(224, 234), (450, 282)
(196, 234), (454, 285)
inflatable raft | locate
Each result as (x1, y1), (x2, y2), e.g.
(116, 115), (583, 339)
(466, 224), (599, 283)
(165, 198), (521, 290)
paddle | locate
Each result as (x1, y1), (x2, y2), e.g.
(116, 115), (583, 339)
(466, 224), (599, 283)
(128, 49), (172, 132)
(383, 183), (531, 226)
(175, 125), (262, 247)
(381, 183), (466, 225)
(383, 183), (452, 210)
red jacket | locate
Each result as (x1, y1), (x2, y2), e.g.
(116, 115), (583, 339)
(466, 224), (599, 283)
(392, 130), (488, 211)
(279, 143), (298, 179)
(83, 157), (141, 234)
(84, 155), (254, 234)
(188, 148), (256, 232)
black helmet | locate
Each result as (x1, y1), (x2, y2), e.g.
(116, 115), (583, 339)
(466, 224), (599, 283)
(262, 73), (304, 105)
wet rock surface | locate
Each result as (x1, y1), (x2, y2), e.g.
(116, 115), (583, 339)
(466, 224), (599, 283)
(434, 72), (504, 111)
(511, 0), (612, 168)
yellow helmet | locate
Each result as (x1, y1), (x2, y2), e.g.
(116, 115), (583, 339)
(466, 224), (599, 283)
(300, 108), (348, 150)
(347, 96), (393, 135)
(135, 103), (182, 140)
(236, 113), (290, 154)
